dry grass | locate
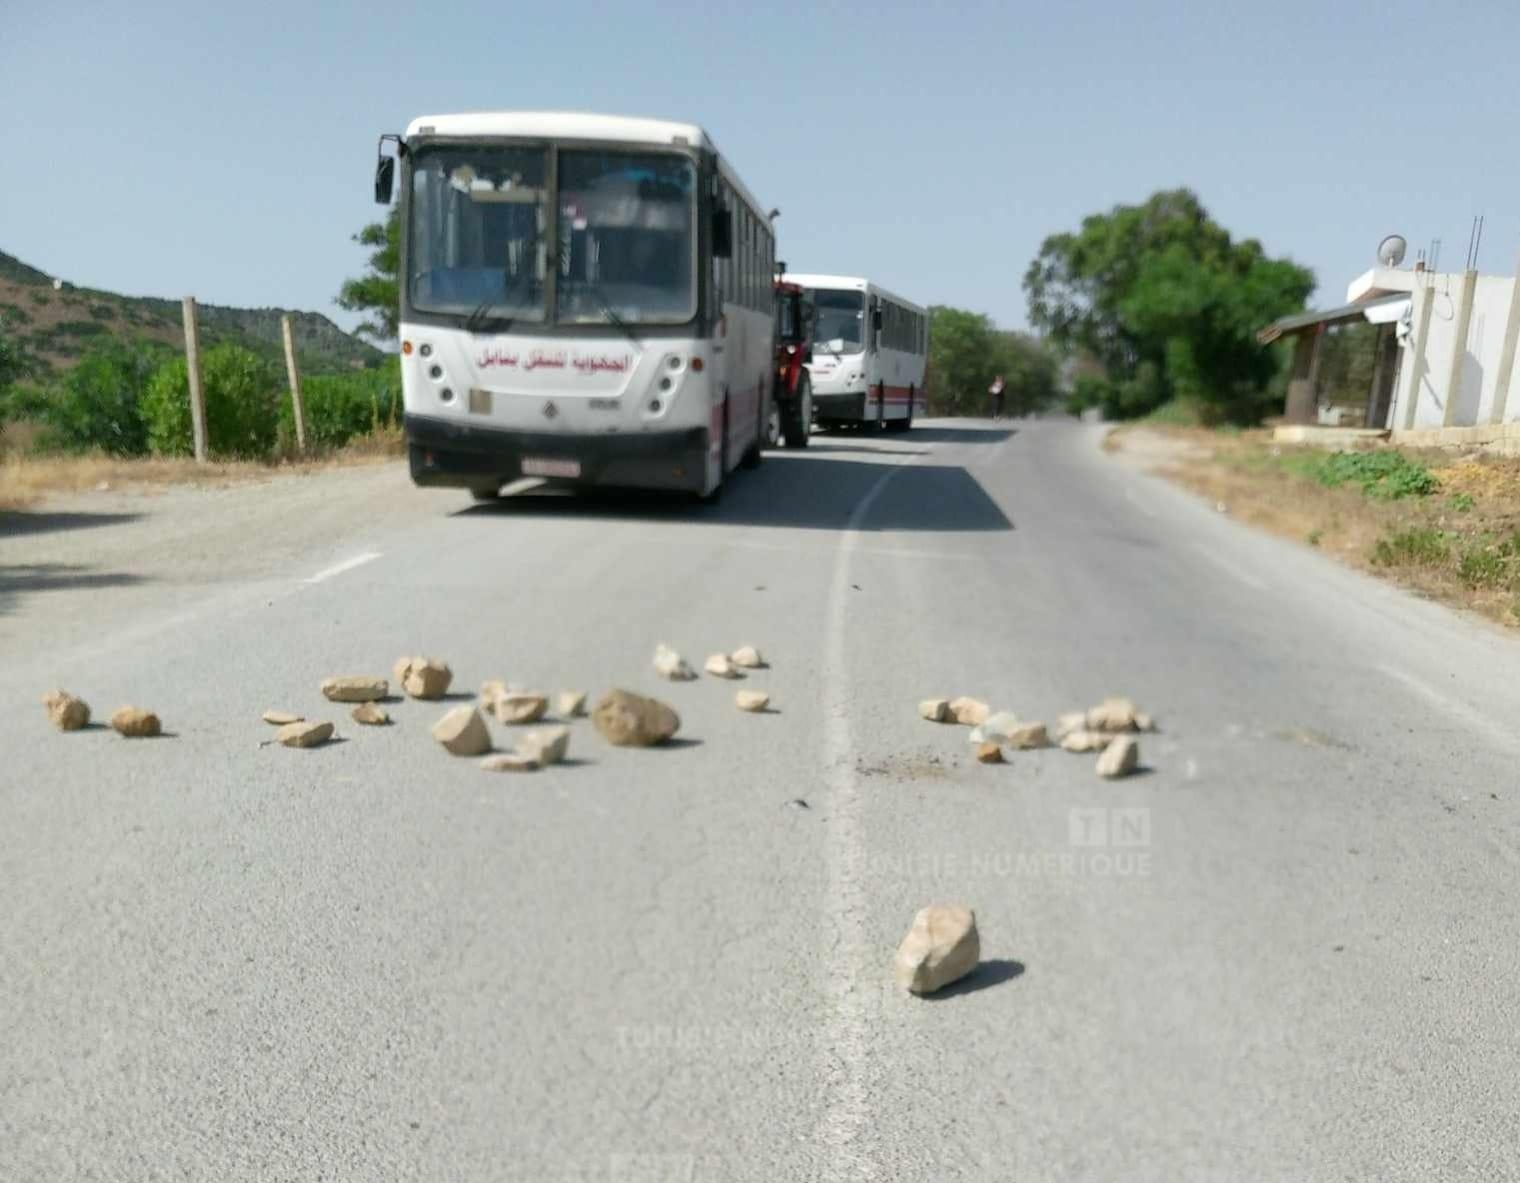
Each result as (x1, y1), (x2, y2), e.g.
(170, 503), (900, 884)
(0, 425), (405, 511)
(1111, 425), (1520, 629)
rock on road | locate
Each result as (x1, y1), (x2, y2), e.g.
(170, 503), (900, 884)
(3, 419), (1519, 1181)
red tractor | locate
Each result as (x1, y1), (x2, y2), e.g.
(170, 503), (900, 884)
(770, 275), (814, 448)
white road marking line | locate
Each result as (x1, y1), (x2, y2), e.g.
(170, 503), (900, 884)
(1125, 487), (1158, 517)
(303, 551), (382, 584)
(1376, 664), (1520, 757)
(1192, 543), (1267, 591)
(816, 449), (922, 1180)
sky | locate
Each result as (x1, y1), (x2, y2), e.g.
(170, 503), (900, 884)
(5, 0), (1520, 337)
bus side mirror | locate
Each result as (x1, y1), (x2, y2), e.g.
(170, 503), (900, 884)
(374, 155), (395, 205)
(713, 209), (733, 258)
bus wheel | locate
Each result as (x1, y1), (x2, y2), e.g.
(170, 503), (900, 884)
(742, 388), (765, 469)
(470, 484), (502, 502)
(783, 377), (812, 448)
(887, 386), (914, 433)
(876, 384), (887, 430)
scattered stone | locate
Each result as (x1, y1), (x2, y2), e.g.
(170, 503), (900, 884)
(1061, 730), (1113, 753)
(1087, 696), (1141, 733)
(731, 645), (765, 669)
(432, 705), (492, 756)
(1007, 722), (1049, 750)
(785, 798), (810, 810)
(517, 725), (570, 767)
(919, 698), (950, 722)
(893, 904), (981, 996)
(351, 703), (391, 726)
(320, 676), (388, 703)
(1134, 711), (1156, 732)
(1054, 711), (1088, 739)
(735, 690), (770, 712)
(969, 710), (1020, 744)
(479, 680), (509, 710)
(653, 644), (696, 681)
(43, 690), (90, 731)
(949, 697), (991, 726)
(975, 742), (1004, 765)
(704, 653), (742, 679)
(261, 709), (303, 726)
(110, 707), (161, 738)
(277, 720), (334, 748)
(480, 752), (539, 773)
(592, 689), (680, 747)
(492, 692), (549, 725)
(556, 690), (588, 718)
(1096, 735), (1140, 779)
(396, 657), (452, 700)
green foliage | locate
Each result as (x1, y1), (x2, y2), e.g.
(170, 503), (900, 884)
(142, 344), (280, 458)
(53, 319), (108, 339)
(1286, 450), (1438, 500)
(19, 340), (159, 455)
(926, 306), (1056, 416)
(283, 359), (401, 448)
(1025, 189), (1314, 422)
(336, 208), (400, 344)
(1456, 532), (1520, 590)
(1447, 492), (1475, 513)
(1372, 527), (1449, 568)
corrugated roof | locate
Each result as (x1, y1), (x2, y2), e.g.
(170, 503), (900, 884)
(1257, 292), (1408, 345)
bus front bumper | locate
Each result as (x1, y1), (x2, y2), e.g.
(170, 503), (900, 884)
(812, 391), (867, 421)
(405, 414), (710, 493)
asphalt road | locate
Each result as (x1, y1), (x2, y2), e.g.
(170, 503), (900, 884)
(4, 418), (1519, 1182)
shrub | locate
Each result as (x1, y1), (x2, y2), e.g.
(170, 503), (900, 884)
(283, 359), (401, 449)
(142, 343), (280, 458)
(1372, 527), (1449, 568)
(1288, 449), (1438, 500)
(52, 319), (108, 339)
(24, 341), (157, 455)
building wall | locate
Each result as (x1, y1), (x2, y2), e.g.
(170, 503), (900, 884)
(1392, 272), (1518, 429)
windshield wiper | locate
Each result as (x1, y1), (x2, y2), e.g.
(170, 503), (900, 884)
(463, 299), (515, 335)
(582, 283), (641, 346)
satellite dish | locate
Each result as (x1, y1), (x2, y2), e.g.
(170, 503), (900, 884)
(1377, 234), (1408, 268)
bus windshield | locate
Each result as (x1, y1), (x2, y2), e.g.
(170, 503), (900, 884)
(408, 144), (550, 323)
(556, 150), (697, 326)
(812, 289), (865, 354)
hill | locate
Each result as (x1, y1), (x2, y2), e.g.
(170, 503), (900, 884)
(0, 249), (382, 377)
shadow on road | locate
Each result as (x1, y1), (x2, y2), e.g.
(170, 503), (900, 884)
(921, 959), (1026, 1000)
(0, 510), (144, 539)
(890, 426), (1017, 445)
(0, 564), (147, 615)
(455, 453), (1014, 534)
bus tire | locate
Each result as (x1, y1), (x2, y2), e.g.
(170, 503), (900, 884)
(887, 386), (914, 433)
(742, 386), (764, 469)
(470, 484), (502, 502)
(875, 383), (887, 430)
(782, 376), (812, 448)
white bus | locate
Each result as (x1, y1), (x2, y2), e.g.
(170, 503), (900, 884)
(786, 274), (928, 432)
(374, 111), (776, 500)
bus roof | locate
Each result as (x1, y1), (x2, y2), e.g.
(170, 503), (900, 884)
(402, 111), (769, 222)
(787, 274), (924, 313)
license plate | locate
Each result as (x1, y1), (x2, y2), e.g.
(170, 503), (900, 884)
(521, 457), (581, 479)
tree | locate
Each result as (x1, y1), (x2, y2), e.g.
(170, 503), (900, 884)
(927, 306), (1059, 416)
(1024, 189), (1313, 422)
(336, 207), (400, 344)
(141, 344), (281, 458)
(31, 340), (158, 455)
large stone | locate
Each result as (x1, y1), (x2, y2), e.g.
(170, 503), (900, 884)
(949, 697), (991, 726)
(1096, 736), (1140, 778)
(893, 904), (981, 996)
(110, 707), (161, 738)
(480, 752), (539, 773)
(518, 725), (570, 767)
(731, 645), (766, 669)
(593, 689), (680, 747)
(398, 657), (452, 700)
(556, 690), (588, 718)
(262, 709), (303, 726)
(43, 690), (90, 731)
(919, 698), (950, 722)
(975, 742), (1005, 765)
(1061, 730), (1114, 753)
(704, 653), (742, 679)
(1054, 711), (1088, 739)
(321, 676), (388, 703)
(1007, 722), (1049, 750)
(1134, 711), (1156, 733)
(432, 705), (492, 756)
(969, 711), (1020, 744)
(479, 680), (509, 710)
(1087, 696), (1141, 733)
(493, 692), (548, 725)
(351, 703), (391, 726)
(277, 720), (334, 748)
(653, 644), (696, 681)
(735, 690), (770, 712)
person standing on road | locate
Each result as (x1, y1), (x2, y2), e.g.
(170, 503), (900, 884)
(989, 375), (1006, 419)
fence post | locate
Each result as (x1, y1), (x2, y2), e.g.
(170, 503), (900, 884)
(280, 314), (307, 452)
(181, 296), (207, 463)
